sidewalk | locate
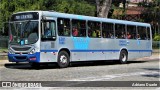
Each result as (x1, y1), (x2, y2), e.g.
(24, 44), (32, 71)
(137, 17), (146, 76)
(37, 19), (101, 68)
(136, 53), (159, 61)
(0, 53), (7, 56)
(153, 49), (160, 53)
(0, 52), (7, 61)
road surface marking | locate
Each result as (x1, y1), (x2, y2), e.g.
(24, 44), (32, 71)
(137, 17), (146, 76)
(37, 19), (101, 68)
(69, 71), (160, 81)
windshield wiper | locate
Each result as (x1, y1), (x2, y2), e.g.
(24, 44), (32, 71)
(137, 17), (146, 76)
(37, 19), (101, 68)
(23, 20), (31, 32)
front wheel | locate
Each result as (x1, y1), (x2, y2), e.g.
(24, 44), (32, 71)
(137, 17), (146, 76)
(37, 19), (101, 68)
(31, 63), (40, 69)
(57, 51), (70, 68)
(119, 50), (128, 64)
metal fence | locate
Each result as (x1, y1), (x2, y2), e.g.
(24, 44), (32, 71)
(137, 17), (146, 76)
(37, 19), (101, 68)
(0, 36), (8, 48)
(152, 41), (160, 49)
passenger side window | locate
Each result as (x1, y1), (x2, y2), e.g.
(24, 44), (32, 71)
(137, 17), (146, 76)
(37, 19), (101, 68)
(88, 21), (101, 38)
(137, 26), (147, 40)
(102, 22), (114, 38)
(127, 25), (136, 39)
(115, 24), (126, 39)
(72, 19), (86, 37)
(58, 18), (70, 36)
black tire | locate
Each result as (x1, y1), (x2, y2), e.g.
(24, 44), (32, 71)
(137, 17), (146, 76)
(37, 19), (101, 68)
(31, 63), (40, 69)
(57, 51), (70, 68)
(119, 50), (128, 64)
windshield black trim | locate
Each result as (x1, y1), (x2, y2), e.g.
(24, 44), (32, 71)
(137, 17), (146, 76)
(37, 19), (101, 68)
(9, 21), (39, 45)
(11, 12), (39, 21)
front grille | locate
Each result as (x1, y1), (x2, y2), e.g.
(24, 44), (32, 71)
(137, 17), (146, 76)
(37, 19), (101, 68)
(12, 47), (31, 51)
(15, 53), (28, 54)
(15, 56), (27, 60)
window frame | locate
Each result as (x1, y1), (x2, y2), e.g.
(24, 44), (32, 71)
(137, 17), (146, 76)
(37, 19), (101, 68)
(137, 26), (147, 40)
(126, 25), (137, 39)
(115, 23), (126, 39)
(88, 21), (101, 38)
(57, 18), (71, 37)
(72, 19), (87, 37)
(102, 22), (114, 39)
(41, 20), (56, 41)
(146, 27), (151, 40)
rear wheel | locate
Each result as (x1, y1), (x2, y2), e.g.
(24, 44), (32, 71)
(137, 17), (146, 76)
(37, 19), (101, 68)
(119, 50), (128, 64)
(57, 51), (70, 68)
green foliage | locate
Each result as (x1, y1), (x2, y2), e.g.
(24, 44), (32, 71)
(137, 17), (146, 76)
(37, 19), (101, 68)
(0, 0), (95, 33)
(51, 0), (95, 16)
(0, 47), (8, 53)
(154, 34), (160, 41)
(137, 19), (144, 22)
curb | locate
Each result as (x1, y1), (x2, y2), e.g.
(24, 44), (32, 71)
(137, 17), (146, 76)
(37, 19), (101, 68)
(0, 55), (7, 60)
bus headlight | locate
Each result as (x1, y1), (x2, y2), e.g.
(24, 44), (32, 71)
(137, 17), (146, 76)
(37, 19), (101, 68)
(29, 49), (35, 54)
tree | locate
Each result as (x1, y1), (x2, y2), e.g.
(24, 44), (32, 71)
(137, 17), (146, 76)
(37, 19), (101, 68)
(95, 0), (112, 18)
(140, 0), (160, 34)
(54, 0), (95, 16)
(0, 0), (95, 34)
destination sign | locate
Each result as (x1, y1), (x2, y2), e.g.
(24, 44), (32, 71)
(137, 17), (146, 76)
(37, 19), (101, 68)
(11, 12), (39, 21)
(15, 14), (33, 20)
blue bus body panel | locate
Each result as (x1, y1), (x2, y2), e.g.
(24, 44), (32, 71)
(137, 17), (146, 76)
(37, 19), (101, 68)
(8, 52), (40, 63)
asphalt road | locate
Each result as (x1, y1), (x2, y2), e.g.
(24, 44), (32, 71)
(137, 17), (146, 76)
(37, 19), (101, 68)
(0, 54), (159, 89)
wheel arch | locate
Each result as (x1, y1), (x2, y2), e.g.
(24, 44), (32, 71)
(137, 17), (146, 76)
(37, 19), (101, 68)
(57, 48), (71, 68)
(58, 48), (71, 57)
(119, 48), (128, 64)
(119, 48), (128, 55)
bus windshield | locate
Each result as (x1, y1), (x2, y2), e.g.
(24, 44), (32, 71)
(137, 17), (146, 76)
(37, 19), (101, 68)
(9, 21), (39, 45)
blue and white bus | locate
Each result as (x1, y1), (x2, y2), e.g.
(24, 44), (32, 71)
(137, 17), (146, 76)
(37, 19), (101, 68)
(7, 11), (152, 68)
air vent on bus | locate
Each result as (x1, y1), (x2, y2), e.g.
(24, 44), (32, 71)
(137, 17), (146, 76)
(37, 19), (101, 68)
(15, 56), (27, 60)
(12, 47), (31, 51)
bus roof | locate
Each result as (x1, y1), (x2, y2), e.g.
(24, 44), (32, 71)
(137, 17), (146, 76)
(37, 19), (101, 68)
(13, 11), (151, 27)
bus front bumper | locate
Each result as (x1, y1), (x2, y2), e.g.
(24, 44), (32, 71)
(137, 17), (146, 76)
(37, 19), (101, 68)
(8, 52), (40, 63)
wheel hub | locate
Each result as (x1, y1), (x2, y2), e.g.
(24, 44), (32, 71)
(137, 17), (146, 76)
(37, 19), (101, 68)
(122, 53), (126, 62)
(60, 55), (67, 64)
